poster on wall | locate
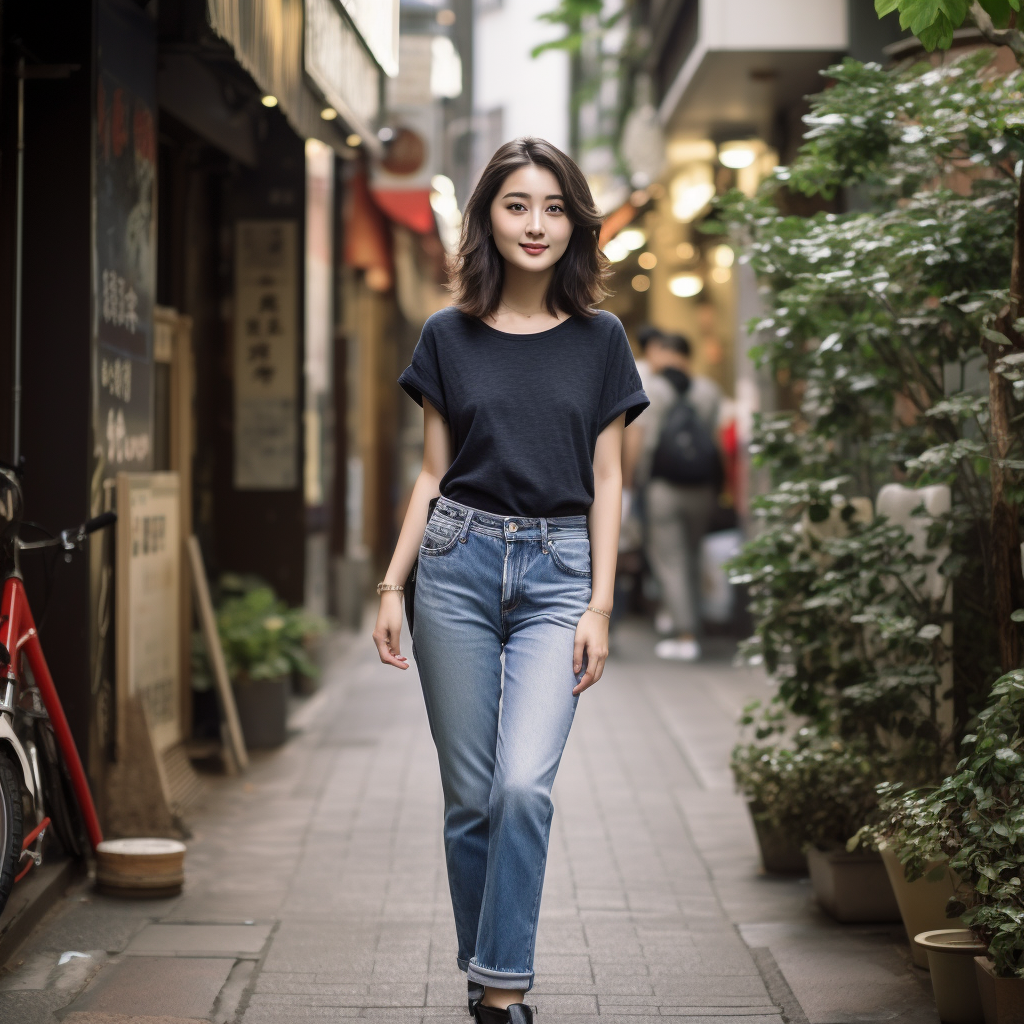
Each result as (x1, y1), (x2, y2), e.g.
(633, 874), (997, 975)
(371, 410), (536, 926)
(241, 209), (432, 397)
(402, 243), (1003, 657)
(234, 220), (299, 490)
(115, 472), (181, 755)
(94, 0), (156, 482)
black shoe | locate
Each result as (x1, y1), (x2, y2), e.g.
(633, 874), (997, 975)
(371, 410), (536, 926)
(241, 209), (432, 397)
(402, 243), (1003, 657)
(468, 981), (485, 1015)
(474, 1002), (534, 1024)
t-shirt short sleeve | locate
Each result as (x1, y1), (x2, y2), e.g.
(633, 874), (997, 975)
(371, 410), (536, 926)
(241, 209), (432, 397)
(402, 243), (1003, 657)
(598, 319), (649, 431)
(398, 321), (447, 421)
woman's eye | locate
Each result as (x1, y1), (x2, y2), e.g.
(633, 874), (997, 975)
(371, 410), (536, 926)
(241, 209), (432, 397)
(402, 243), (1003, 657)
(547, 205), (564, 214)
(508, 203), (527, 212)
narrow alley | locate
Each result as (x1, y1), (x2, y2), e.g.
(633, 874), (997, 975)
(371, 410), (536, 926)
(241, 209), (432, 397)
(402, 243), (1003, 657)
(0, 622), (935, 1024)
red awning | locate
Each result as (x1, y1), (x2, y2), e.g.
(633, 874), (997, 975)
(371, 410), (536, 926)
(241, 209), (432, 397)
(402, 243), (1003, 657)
(371, 189), (437, 235)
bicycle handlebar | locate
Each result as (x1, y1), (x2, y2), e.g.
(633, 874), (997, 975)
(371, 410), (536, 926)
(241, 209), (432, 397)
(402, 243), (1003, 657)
(82, 511), (117, 536)
(17, 511), (117, 552)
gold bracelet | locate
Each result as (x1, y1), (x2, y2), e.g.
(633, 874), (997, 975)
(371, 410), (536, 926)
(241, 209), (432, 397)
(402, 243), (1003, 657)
(377, 582), (404, 595)
(586, 605), (611, 619)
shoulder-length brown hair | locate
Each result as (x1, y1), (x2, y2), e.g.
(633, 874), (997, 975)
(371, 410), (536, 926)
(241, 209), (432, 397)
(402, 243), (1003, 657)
(449, 137), (608, 319)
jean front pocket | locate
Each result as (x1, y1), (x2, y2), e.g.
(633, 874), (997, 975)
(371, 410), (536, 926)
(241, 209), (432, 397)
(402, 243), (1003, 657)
(548, 536), (592, 578)
(420, 515), (462, 557)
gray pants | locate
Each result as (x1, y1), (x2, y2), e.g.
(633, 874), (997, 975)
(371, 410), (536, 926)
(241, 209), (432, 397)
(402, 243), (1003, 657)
(645, 479), (718, 636)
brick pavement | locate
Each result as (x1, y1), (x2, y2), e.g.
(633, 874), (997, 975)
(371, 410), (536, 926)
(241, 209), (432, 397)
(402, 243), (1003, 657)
(0, 622), (936, 1024)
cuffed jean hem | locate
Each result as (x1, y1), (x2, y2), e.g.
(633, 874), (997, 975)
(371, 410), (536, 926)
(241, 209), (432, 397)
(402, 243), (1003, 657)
(467, 961), (533, 991)
(457, 957), (470, 973)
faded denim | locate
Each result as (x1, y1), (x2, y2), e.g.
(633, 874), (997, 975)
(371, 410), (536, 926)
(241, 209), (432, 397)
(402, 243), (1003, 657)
(412, 496), (591, 991)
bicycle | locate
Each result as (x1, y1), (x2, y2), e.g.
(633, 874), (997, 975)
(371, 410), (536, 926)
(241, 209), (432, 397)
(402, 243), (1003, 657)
(0, 463), (114, 916)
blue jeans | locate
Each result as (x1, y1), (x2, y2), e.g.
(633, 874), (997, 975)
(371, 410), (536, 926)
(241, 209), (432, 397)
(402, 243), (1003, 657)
(412, 497), (591, 991)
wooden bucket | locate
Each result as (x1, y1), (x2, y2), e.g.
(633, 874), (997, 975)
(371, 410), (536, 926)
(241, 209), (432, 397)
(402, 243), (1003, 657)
(95, 838), (186, 898)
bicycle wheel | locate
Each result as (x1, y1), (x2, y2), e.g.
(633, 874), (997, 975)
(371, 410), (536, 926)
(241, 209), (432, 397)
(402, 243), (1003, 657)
(33, 719), (86, 859)
(0, 750), (25, 917)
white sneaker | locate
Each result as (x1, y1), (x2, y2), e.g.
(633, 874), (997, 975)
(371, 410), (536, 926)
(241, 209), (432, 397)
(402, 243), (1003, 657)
(655, 638), (701, 661)
(654, 611), (674, 635)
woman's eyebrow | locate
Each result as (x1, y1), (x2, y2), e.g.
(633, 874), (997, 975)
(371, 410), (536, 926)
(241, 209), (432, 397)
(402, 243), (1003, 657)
(500, 192), (566, 200)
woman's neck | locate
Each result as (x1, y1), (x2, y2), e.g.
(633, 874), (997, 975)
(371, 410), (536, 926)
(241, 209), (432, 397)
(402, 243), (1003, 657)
(500, 262), (553, 316)
(486, 263), (567, 334)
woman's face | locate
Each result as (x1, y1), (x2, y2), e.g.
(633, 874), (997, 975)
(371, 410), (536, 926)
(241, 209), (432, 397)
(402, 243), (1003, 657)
(489, 164), (573, 274)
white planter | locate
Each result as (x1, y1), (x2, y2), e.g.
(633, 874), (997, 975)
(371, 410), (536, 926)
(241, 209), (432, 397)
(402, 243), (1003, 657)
(975, 956), (1024, 1024)
(806, 847), (900, 922)
(916, 930), (986, 1024)
(880, 846), (962, 969)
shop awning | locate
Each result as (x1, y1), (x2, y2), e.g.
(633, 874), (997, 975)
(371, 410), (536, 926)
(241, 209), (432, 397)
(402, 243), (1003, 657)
(206, 0), (384, 158)
(371, 190), (436, 236)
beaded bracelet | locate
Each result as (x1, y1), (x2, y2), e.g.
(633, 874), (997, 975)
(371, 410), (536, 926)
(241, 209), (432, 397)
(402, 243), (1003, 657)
(377, 582), (404, 595)
(586, 605), (611, 619)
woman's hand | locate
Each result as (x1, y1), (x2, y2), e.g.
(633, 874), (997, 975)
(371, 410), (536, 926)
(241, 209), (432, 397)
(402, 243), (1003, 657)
(572, 608), (610, 694)
(373, 592), (409, 669)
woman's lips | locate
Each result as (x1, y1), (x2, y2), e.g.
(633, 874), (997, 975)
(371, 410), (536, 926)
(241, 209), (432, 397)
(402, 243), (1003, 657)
(520, 243), (548, 255)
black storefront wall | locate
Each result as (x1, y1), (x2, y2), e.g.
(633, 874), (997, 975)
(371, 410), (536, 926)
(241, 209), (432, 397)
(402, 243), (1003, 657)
(214, 111), (307, 607)
(0, 0), (156, 789)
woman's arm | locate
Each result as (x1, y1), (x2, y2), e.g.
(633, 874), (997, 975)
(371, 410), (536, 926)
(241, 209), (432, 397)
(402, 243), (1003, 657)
(372, 400), (451, 669)
(573, 413), (625, 694)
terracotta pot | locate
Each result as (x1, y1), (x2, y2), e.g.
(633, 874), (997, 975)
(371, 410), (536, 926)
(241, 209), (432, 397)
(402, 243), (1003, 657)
(747, 803), (807, 875)
(880, 846), (962, 969)
(916, 930), (986, 1024)
(232, 675), (289, 748)
(975, 957), (1024, 1024)
(806, 846), (901, 922)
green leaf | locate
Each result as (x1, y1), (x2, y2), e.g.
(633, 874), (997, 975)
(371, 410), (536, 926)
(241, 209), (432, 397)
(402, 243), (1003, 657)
(983, 327), (1012, 346)
(917, 13), (955, 49)
(875, 0), (901, 13)
(1011, 609), (1024, 623)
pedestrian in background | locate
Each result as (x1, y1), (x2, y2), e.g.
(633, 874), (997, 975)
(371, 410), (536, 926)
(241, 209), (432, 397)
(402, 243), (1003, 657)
(372, 138), (648, 1024)
(636, 332), (722, 661)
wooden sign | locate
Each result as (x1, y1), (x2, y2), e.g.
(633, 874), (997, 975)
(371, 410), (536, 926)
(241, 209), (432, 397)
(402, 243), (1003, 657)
(188, 536), (248, 772)
(116, 472), (181, 754)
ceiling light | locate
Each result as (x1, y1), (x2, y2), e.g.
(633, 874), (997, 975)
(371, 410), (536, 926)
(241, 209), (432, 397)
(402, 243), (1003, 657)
(719, 141), (758, 169)
(669, 273), (703, 298)
(670, 165), (715, 223)
(632, 275), (651, 292)
(431, 174), (455, 196)
(617, 228), (646, 251)
(261, 95), (278, 108)
(603, 237), (631, 263)
(378, 126), (395, 143)
(320, 107), (338, 121)
(667, 138), (716, 165)
(638, 252), (657, 270)
(676, 242), (697, 262)
(346, 133), (362, 148)
(712, 244), (735, 268)
(711, 267), (732, 284)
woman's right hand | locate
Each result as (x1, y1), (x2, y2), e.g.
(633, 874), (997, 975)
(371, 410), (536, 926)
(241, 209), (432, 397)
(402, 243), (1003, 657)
(372, 592), (409, 669)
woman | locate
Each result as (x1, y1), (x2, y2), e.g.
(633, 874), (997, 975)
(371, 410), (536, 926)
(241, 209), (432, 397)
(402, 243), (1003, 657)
(372, 137), (648, 1024)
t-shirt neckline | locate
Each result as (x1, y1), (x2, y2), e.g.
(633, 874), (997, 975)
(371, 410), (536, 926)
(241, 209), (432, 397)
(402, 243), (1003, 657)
(472, 312), (576, 340)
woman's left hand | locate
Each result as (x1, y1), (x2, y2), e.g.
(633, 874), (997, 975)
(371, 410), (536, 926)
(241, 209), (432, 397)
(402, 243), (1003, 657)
(573, 609), (610, 695)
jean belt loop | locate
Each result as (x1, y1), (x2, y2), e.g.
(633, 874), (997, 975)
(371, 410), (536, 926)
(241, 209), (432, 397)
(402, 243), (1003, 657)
(540, 517), (549, 554)
(458, 509), (474, 543)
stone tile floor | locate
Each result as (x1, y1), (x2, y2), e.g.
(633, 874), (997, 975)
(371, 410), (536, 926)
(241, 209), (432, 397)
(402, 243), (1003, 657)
(0, 619), (937, 1023)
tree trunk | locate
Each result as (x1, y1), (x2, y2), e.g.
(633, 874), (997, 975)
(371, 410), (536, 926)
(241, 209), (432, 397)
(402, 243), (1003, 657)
(988, 169), (1024, 672)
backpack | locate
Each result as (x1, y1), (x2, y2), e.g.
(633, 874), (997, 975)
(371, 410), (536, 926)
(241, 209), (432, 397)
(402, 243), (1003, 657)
(650, 385), (722, 487)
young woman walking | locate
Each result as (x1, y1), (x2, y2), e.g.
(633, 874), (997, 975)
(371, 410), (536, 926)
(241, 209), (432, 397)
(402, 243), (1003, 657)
(372, 137), (648, 1024)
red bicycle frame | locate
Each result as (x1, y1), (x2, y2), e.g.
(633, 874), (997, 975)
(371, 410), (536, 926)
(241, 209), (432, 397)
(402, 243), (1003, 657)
(0, 575), (103, 850)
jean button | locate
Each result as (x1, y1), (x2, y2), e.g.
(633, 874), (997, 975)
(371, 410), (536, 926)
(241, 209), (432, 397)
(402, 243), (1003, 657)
(508, 522), (518, 533)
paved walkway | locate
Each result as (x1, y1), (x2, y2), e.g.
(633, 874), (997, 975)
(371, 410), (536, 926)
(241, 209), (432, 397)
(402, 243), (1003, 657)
(0, 620), (936, 1024)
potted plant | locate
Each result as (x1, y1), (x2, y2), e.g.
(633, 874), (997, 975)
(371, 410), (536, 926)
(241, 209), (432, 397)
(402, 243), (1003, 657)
(718, 51), (1024, 923)
(280, 603), (328, 696)
(216, 586), (294, 749)
(863, 670), (1024, 1021)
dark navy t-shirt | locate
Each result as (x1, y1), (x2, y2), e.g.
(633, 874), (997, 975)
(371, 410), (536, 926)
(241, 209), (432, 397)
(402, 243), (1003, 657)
(398, 307), (649, 517)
